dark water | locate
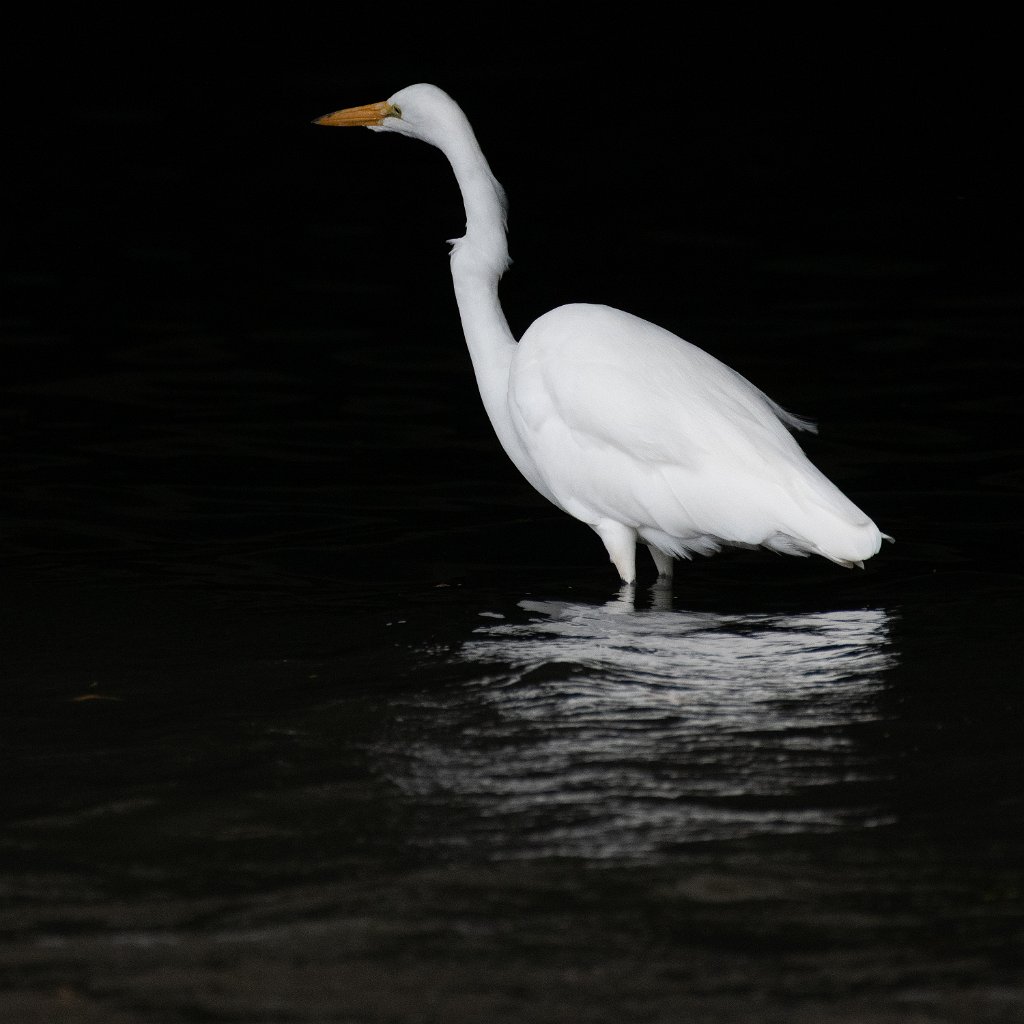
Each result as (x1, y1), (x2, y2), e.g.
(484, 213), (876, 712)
(3, 50), (1023, 1022)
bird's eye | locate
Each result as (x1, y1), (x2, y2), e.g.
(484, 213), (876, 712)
(390, 104), (402, 117)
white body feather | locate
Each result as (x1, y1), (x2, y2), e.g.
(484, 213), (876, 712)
(509, 302), (883, 567)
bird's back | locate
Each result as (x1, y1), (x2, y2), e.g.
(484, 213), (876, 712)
(508, 303), (884, 565)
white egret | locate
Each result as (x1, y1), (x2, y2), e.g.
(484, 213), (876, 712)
(315, 84), (889, 584)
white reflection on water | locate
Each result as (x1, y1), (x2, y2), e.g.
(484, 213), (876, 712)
(380, 593), (896, 861)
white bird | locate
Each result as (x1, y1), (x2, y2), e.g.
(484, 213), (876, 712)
(315, 84), (888, 585)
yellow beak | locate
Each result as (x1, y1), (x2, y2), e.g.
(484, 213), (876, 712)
(313, 100), (395, 127)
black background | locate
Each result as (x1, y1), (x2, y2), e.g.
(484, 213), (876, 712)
(7, 15), (1020, 525)
(6, 16), (1020, 587)
(7, 16), (1019, 370)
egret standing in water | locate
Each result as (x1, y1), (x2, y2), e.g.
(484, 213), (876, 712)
(315, 84), (888, 585)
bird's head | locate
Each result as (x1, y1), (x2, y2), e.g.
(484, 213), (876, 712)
(314, 83), (469, 150)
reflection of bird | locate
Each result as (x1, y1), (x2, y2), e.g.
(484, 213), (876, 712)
(315, 84), (889, 584)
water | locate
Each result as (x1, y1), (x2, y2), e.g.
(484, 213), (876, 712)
(3, 58), (1023, 1022)
(406, 603), (896, 858)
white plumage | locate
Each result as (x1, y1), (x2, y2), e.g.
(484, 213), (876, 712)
(316, 84), (888, 584)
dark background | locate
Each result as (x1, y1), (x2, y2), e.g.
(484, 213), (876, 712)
(5, 17), (1020, 591)
(3, 14), (1022, 1023)
(8, 17), (1019, 368)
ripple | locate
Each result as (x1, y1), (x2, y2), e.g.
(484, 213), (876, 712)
(373, 596), (896, 861)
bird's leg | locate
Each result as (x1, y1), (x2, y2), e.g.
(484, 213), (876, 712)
(594, 521), (638, 585)
(646, 544), (674, 579)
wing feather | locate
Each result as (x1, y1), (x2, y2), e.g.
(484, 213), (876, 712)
(508, 303), (881, 563)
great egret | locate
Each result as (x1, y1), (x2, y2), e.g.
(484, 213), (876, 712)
(315, 84), (888, 584)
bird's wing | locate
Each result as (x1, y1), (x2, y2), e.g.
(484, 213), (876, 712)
(509, 304), (872, 554)
(511, 303), (804, 469)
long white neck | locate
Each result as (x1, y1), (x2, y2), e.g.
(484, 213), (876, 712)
(434, 123), (546, 491)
